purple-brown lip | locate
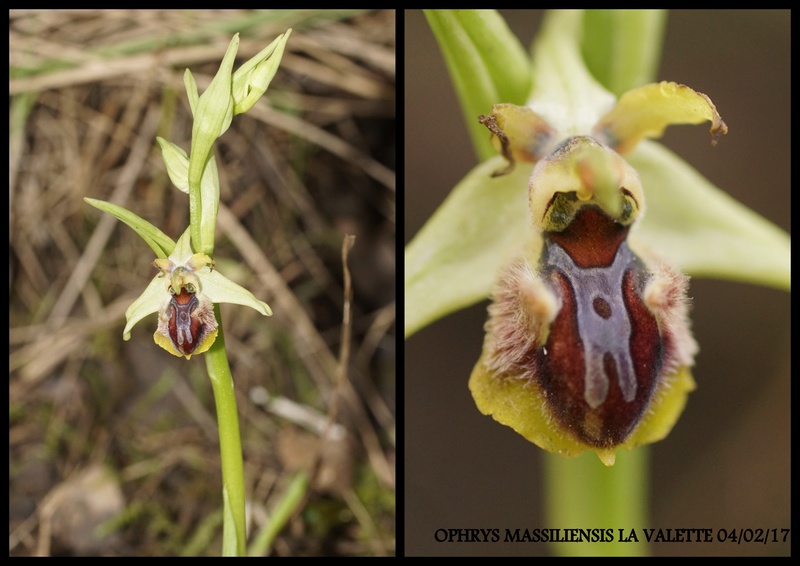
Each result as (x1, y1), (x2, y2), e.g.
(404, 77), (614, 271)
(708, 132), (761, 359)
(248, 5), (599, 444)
(168, 288), (201, 355)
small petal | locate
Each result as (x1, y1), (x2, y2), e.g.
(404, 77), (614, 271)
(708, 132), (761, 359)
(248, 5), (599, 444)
(477, 103), (556, 176)
(593, 81), (728, 155)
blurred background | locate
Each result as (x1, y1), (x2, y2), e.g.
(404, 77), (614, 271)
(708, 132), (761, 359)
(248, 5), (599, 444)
(10, 10), (395, 556)
(405, 10), (789, 557)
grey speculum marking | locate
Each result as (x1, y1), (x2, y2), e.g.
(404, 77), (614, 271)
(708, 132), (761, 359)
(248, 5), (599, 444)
(545, 241), (638, 408)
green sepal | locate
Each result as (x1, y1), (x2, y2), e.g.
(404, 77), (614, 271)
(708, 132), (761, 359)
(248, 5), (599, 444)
(628, 142), (791, 290)
(405, 157), (531, 338)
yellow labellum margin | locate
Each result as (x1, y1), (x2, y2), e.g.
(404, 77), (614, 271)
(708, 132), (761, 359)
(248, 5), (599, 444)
(470, 353), (696, 467)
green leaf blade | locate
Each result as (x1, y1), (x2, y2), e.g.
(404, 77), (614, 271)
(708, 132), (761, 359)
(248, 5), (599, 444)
(84, 198), (176, 258)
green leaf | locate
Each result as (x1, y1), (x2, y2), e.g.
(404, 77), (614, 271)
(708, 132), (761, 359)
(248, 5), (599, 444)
(425, 10), (532, 161)
(83, 198), (176, 258)
(630, 142), (790, 290)
(247, 472), (308, 556)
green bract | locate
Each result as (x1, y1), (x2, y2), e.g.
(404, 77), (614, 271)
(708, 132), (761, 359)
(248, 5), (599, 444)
(188, 35), (237, 200)
(156, 136), (221, 256)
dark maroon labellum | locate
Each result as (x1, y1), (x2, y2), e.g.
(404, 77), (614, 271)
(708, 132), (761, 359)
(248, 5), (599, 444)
(537, 206), (663, 448)
(167, 288), (209, 356)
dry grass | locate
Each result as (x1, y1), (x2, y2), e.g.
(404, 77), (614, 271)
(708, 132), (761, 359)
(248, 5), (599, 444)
(10, 10), (395, 556)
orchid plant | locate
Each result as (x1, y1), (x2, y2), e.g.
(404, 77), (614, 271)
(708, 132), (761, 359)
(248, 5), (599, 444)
(405, 10), (789, 556)
(85, 30), (290, 556)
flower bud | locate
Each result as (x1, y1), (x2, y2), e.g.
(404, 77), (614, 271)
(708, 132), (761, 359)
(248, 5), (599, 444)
(232, 30), (291, 115)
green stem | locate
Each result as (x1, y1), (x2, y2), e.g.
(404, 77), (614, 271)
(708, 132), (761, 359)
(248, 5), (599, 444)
(205, 305), (246, 556)
(248, 472), (309, 556)
(543, 447), (649, 556)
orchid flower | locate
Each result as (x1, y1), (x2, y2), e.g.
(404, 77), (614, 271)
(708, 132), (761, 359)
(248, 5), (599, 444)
(405, 10), (790, 465)
(122, 228), (271, 359)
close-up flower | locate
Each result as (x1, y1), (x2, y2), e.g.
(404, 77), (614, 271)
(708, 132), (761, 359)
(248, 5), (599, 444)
(467, 82), (725, 466)
(405, 9), (789, 557)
